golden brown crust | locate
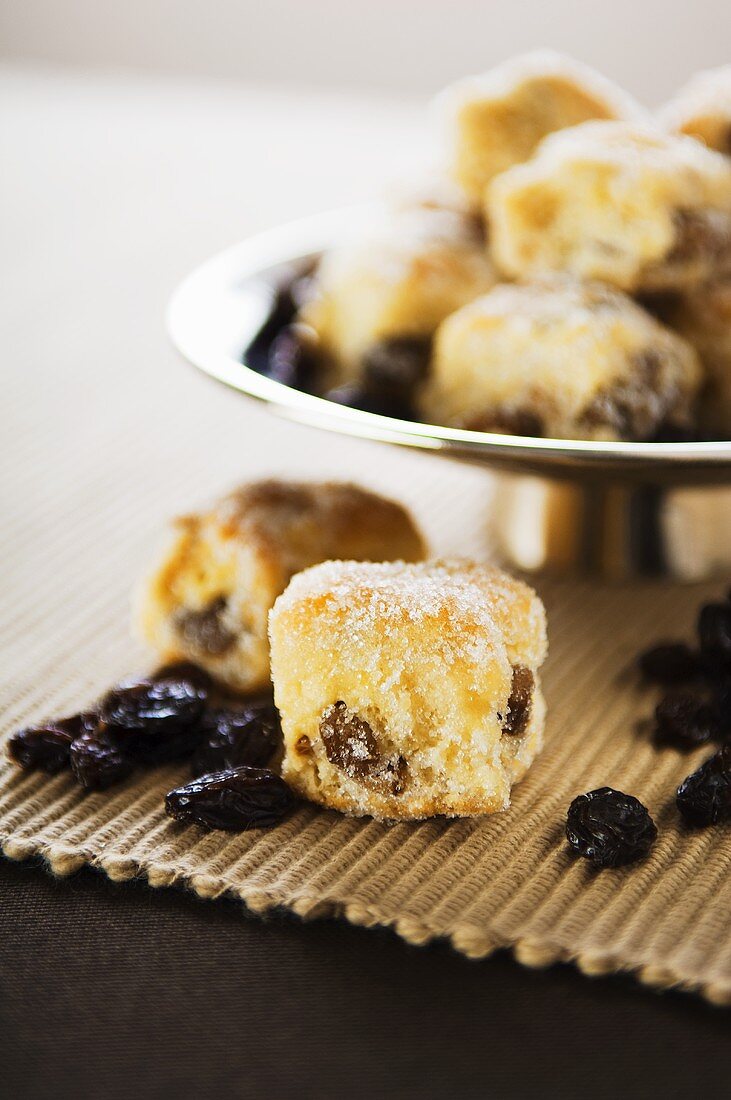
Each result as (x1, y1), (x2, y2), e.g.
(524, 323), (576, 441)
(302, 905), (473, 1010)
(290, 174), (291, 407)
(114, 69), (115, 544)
(301, 207), (496, 379)
(271, 559), (547, 822)
(135, 481), (426, 693)
(420, 278), (701, 441)
(488, 122), (731, 293)
(660, 65), (731, 155)
(438, 51), (642, 203)
(215, 480), (426, 569)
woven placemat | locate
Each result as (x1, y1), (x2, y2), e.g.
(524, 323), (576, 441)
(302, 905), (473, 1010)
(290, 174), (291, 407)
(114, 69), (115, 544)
(2, 223), (730, 1003)
(3, 566), (731, 1004)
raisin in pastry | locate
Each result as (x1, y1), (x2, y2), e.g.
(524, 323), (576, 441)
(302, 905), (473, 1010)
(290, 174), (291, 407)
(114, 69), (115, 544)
(420, 278), (701, 440)
(300, 207), (495, 383)
(488, 122), (731, 293)
(665, 274), (731, 437)
(269, 559), (547, 820)
(660, 65), (731, 156)
(436, 50), (642, 205)
(136, 481), (426, 694)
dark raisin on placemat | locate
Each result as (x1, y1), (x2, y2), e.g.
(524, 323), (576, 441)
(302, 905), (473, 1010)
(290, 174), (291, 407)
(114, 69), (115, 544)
(654, 692), (720, 750)
(7, 712), (97, 773)
(698, 602), (731, 672)
(100, 677), (208, 732)
(635, 587), (731, 750)
(166, 766), (295, 831)
(191, 701), (282, 776)
(638, 642), (701, 685)
(566, 787), (657, 868)
(6, 663), (277, 791)
(676, 743), (731, 827)
(69, 728), (136, 790)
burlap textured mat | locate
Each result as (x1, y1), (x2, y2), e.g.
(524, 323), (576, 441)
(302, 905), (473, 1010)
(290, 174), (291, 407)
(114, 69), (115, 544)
(3, 547), (731, 1003)
(2, 240), (730, 1002)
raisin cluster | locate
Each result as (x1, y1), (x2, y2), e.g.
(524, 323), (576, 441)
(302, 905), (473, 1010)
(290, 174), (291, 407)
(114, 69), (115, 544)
(567, 588), (731, 868)
(638, 594), (731, 750)
(8, 662), (294, 832)
(635, 590), (731, 829)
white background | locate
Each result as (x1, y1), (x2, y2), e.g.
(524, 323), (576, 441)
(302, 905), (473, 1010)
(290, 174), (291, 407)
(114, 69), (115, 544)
(1, 0), (730, 103)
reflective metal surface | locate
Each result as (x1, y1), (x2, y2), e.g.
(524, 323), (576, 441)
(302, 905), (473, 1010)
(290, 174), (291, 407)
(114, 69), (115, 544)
(167, 207), (731, 579)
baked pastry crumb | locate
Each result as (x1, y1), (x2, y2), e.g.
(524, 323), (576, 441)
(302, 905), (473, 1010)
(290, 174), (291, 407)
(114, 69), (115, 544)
(488, 121), (731, 292)
(437, 50), (642, 204)
(420, 278), (701, 440)
(136, 480), (426, 693)
(270, 559), (547, 820)
(300, 206), (496, 383)
(660, 65), (731, 156)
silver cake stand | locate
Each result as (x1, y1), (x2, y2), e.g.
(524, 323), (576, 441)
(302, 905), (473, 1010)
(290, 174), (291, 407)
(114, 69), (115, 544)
(168, 208), (731, 580)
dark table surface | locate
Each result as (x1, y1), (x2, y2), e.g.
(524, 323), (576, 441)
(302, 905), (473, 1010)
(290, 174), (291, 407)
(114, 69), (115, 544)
(2, 856), (728, 1100)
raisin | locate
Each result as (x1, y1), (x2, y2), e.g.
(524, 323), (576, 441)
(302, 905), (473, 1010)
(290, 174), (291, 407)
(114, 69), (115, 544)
(243, 279), (299, 373)
(100, 677), (207, 732)
(7, 712), (98, 773)
(70, 729), (135, 790)
(566, 787), (657, 868)
(713, 676), (731, 730)
(319, 701), (407, 794)
(165, 766), (295, 831)
(133, 725), (207, 765)
(151, 662), (214, 693)
(654, 692), (719, 750)
(464, 409), (544, 437)
(638, 642), (701, 685)
(323, 383), (413, 419)
(698, 602), (731, 671)
(361, 337), (431, 399)
(175, 597), (237, 656)
(676, 743), (731, 827)
(667, 208), (728, 264)
(502, 667), (534, 735)
(267, 325), (318, 391)
(191, 702), (282, 776)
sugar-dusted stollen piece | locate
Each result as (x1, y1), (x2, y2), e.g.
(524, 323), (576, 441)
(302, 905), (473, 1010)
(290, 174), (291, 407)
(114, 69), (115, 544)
(136, 481), (426, 694)
(488, 122), (731, 293)
(660, 65), (731, 155)
(420, 278), (701, 441)
(300, 207), (495, 382)
(666, 275), (731, 437)
(436, 50), (642, 205)
(385, 172), (479, 218)
(269, 559), (548, 820)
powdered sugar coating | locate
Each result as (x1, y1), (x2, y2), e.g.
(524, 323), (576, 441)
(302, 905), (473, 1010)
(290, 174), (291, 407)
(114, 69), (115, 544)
(136, 480), (425, 693)
(437, 50), (643, 129)
(435, 51), (644, 203)
(660, 65), (731, 153)
(512, 120), (731, 188)
(421, 277), (701, 440)
(488, 121), (731, 292)
(300, 206), (495, 379)
(270, 559), (548, 820)
(273, 557), (545, 666)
